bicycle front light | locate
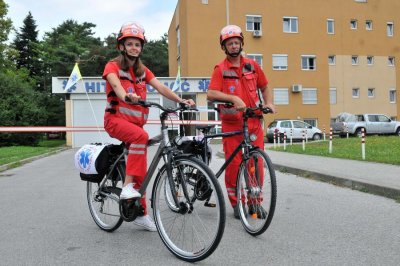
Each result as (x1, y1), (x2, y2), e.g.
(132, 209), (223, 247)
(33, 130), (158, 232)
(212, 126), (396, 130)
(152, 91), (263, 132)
(250, 134), (257, 142)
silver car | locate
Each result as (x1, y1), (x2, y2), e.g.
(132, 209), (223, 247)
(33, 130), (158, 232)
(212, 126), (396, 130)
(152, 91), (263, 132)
(266, 120), (323, 142)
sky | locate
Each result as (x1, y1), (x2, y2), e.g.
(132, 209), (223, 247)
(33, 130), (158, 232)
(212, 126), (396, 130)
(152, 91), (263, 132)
(5, 0), (179, 41)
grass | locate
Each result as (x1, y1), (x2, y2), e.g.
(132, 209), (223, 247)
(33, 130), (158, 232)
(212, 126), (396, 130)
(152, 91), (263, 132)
(271, 135), (400, 165)
(0, 139), (66, 166)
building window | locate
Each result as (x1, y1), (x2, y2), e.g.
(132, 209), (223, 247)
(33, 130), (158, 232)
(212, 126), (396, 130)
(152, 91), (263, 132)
(350, 19), (358, 29)
(388, 56), (395, 66)
(355, 0), (367, 2)
(302, 88), (318, 104)
(201, 0), (208, 4)
(273, 88), (289, 105)
(366, 20), (373, 30)
(330, 88), (337, 104)
(283, 17), (298, 33)
(352, 88), (360, 98)
(247, 54), (263, 68)
(327, 19), (335, 34)
(301, 55), (316, 70)
(367, 56), (374, 65)
(272, 54), (288, 70)
(389, 89), (396, 103)
(328, 55), (336, 65)
(352, 55), (359, 65)
(368, 88), (375, 98)
(246, 15), (262, 31)
(387, 22), (394, 36)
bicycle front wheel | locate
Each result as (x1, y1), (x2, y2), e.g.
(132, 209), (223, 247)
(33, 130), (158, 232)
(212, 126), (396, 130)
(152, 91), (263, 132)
(237, 148), (277, 236)
(152, 156), (226, 262)
(87, 162), (125, 232)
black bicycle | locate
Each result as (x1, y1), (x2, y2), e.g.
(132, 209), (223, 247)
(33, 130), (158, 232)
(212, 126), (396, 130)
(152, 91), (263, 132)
(85, 101), (226, 262)
(176, 102), (277, 236)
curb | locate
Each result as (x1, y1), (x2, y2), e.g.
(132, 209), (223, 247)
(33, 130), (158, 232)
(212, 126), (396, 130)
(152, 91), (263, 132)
(274, 163), (400, 201)
(0, 147), (71, 172)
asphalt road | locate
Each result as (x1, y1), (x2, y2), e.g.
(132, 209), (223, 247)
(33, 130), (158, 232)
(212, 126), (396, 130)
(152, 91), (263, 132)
(0, 146), (399, 266)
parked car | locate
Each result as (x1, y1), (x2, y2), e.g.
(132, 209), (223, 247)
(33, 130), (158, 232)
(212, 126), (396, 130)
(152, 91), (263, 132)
(266, 120), (323, 142)
(331, 113), (400, 137)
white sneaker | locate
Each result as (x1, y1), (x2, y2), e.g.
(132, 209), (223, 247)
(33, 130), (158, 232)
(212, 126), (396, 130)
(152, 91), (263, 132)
(120, 183), (141, 199)
(133, 215), (157, 232)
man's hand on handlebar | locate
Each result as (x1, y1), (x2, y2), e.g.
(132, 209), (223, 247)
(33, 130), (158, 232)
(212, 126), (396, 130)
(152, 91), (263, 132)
(125, 93), (141, 103)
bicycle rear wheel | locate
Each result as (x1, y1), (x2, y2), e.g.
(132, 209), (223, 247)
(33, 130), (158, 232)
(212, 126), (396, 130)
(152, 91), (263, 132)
(87, 162), (125, 232)
(152, 156), (225, 262)
(236, 148), (277, 236)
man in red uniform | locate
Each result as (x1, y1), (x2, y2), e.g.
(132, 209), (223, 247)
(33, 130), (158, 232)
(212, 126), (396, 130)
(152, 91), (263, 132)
(207, 25), (276, 219)
(103, 21), (194, 231)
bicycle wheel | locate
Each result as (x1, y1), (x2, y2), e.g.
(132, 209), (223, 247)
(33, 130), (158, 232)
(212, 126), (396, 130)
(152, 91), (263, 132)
(236, 148), (277, 236)
(152, 156), (225, 262)
(87, 162), (125, 232)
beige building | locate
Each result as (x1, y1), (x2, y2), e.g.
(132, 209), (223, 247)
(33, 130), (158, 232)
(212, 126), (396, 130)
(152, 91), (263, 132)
(168, 0), (400, 129)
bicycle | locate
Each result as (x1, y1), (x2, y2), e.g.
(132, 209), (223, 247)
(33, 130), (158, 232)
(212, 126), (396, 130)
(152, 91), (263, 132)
(182, 102), (277, 236)
(85, 100), (226, 262)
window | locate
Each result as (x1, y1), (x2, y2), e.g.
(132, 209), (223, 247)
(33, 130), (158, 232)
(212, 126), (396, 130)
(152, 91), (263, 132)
(352, 55), (359, 65)
(247, 54), (263, 68)
(355, 0), (367, 2)
(273, 88), (289, 105)
(301, 55), (316, 70)
(201, 0), (208, 4)
(352, 88), (360, 98)
(368, 88), (375, 98)
(302, 88), (318, 104)
(327, 19), (335, 34)
(246, 15), (262, 31)
(388, 56), (395, 66)
(330, 88), (337, 104)
(367, 56), (374, 65)
(350, 19), (358, 29)
(328, 55), (336, 65)
(389, 89), (396, 103)
(366, 20), (373, 30)
(387, 22), (394, 36)
(272, 54), (288, 70)
(304, 119), (317, 127)
(283, 17), (298, 33)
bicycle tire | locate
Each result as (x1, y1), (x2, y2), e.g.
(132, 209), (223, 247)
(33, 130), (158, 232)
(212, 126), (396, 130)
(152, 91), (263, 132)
(152, 156), (226, 262)
(236, 148), (277, 236)
(87, 162), (125, 232)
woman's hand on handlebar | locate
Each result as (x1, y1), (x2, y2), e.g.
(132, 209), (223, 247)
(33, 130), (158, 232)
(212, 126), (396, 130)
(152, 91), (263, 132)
(180, 98), (196, 107)
(263, 103), (277, 114)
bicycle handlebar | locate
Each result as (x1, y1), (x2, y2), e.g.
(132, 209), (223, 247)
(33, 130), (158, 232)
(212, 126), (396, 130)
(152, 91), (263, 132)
(210, 101), (272, 115)
(125, 97), (198, 113)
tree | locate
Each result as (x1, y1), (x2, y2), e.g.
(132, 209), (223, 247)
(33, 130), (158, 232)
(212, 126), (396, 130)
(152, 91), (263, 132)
(141, 33), (169, 77)
(13, 12), (40, 77)
(0, 0), (12, 69)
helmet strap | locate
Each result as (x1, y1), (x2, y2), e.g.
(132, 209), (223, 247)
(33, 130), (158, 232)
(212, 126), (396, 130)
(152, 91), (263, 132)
(224, 43), (243, 58)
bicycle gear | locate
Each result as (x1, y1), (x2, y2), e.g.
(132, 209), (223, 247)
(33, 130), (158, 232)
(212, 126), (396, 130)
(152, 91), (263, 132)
(119, 199), (144, 222)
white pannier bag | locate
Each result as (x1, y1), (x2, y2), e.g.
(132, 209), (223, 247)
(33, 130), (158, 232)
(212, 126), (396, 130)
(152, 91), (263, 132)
(74, 144), (110, 178)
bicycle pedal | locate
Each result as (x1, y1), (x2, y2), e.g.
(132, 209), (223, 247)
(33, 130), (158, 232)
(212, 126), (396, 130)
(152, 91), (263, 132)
(204, 202), (216, 207)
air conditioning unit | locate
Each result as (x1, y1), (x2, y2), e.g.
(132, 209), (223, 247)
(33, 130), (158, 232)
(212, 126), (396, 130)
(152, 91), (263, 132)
(292, 84), (302, 93)
(253, 30), (262, 37)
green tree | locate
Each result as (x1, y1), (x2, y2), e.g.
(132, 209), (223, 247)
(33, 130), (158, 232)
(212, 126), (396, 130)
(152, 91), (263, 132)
(0, 69), (48, 146)
(0, 0), (12, 69)
(141, 33), (169, 76)
(13, 12), (40, 77)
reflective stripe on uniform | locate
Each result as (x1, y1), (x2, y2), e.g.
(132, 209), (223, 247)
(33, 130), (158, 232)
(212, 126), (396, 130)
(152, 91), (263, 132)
(129, 143), (146, 155)
(220, 108), (239, 114)
(119, 107), (142, 117)
(222, 70), (239, 78)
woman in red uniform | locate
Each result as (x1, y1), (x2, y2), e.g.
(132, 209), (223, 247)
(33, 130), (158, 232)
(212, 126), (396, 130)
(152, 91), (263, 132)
(103, 21), (194, 231)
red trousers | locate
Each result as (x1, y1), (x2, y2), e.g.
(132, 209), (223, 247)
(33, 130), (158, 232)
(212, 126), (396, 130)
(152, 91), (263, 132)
(222, 120), (265, 208)
(105, 116), (149, 213)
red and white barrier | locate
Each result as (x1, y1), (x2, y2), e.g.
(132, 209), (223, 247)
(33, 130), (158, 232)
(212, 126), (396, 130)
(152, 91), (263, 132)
(302, 130), (306, 151)
(361, 128), (366, 160)
(329, 127), (333, 154)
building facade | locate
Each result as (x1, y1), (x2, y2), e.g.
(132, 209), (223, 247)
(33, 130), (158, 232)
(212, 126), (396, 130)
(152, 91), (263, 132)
(168, 0), (400, 129)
